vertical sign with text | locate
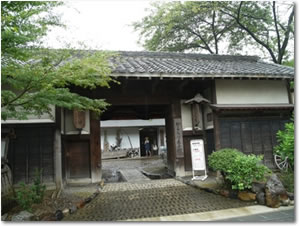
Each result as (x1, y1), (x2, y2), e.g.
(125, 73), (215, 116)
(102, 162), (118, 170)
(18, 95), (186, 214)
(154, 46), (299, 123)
(190, 139), (206, 171)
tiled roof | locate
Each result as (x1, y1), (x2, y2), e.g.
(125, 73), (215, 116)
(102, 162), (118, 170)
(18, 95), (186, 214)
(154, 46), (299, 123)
(110, 51), (294, 79)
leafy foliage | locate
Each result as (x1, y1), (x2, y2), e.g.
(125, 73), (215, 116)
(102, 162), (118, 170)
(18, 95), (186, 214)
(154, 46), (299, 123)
(14, 169), (46, 211)
(133, 1), (294, 64)
(275, 119), (294, 170)
(278, 171), (294, 193)
(208, 148), (243, 172)
(220, 1), (294, 64)
(1, 1), (115, 120)
(133, 1), (235, 54)
(225, 154), (270, 190)
(208, 149), (270, 190)
(15, 182), (35, 211)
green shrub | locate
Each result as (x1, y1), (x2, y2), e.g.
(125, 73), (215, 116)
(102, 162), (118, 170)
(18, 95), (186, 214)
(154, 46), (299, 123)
(208, 149), (271, 190)
(278, 171), (294, 193)
(275, 119), (294, 169)
(15, 182), (35, 211)
(208, 148), (243, 172)
(31, 169), (46, 203)
(226, 154), (271, 190)
(14, 169), (46, 211)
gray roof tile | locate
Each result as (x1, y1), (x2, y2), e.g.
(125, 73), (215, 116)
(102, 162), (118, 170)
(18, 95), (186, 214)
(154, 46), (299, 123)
(110, 51), (294, 79)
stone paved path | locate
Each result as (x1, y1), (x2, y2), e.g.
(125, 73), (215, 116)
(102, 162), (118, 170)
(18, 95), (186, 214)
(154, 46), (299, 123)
(63, 179), (254, 221)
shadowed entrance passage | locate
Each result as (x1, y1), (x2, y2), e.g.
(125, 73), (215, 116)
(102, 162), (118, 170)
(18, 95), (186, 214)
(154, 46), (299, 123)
(63, 179), (254, 221)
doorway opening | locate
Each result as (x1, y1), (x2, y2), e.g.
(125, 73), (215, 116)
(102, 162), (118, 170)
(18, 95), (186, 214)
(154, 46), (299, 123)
(99, 104), (171, 183)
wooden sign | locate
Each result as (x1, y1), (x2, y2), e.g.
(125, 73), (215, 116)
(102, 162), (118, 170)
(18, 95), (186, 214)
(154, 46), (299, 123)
(73, 110), (86, 129)
(174, 118), (184, 158)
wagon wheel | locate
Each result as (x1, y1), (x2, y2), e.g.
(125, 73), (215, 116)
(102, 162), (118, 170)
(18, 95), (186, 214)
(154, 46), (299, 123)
(274, 154), (290, 171)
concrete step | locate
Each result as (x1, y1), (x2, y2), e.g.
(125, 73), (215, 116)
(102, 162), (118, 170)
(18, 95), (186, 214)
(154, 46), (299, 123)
(119, 169), (150, 182)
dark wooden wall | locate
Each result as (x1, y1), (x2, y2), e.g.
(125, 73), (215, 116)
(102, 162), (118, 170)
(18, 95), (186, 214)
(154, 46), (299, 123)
(7, 125), (55, 184)
(218, 116), (289, 168)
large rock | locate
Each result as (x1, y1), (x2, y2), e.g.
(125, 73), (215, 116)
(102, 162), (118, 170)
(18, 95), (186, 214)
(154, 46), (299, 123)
(1, 213), (8, 221)
(11, 211), (35, 221)
(287, 192), (294, 201)
(266, 174), (286, 195)
(265, 174), (287, 208)
(238, 191), (256, 201)
(256, 192), (266, 205)
(251, 182), (265, 194)
(265, 191), (280, 208)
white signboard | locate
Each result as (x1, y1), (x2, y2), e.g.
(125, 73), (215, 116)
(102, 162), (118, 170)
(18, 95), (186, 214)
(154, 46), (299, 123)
(190, 139), (207, 180)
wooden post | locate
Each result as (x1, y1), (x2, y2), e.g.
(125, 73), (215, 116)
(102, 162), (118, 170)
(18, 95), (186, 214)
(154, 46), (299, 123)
(213, 111), (221, 151)
(169, 99), (185, 177)
(54, 106), (63, 189)
(201, 104), (209, 169)
(90, 112), (101, 183)
(54, 129), (63, 189)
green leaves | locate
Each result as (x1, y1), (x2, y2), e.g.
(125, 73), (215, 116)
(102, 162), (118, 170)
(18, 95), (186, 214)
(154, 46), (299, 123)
(1, 2), (115, 120)
(133, 1), (234, 54)
(275, 119), (294, 169)
(133, 1), (294, 63)
(208, 149), (271, 190)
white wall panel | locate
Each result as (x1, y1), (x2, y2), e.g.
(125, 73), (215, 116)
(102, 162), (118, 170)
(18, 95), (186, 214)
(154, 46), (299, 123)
(216, 80), (289, 104)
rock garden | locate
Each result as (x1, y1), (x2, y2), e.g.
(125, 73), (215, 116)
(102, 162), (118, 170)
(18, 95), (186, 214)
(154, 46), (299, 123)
(198, 148), (295, 208)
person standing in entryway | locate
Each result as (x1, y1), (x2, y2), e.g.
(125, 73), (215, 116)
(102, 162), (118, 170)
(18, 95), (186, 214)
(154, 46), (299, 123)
(144, 137), (151, 157)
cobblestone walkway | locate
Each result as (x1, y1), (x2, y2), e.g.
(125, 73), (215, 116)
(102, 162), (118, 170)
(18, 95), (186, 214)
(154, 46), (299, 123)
(63, 179), (254, 221)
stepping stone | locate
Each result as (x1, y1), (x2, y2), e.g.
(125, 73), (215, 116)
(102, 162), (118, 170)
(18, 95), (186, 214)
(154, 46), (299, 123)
(119, 169), (150, 182)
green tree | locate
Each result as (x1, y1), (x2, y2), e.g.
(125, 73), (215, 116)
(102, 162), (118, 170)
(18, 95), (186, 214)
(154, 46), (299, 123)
(1, 1), (114, 120)
(220, 1), (294, 64)
(133, 1), (294, 64)
(133, 1), (235, 54)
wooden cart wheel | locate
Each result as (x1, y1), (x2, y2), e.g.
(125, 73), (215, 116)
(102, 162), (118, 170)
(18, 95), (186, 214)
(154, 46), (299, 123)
(274, 154), (290, 171)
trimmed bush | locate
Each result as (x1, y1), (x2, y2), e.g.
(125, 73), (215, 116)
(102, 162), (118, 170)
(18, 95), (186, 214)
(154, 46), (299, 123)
(208, 148), (243, 173)
(208, 149), (271, 190)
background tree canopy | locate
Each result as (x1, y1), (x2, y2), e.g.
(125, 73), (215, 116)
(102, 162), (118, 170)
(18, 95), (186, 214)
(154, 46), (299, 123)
(133, 1), (294, 64)
(1, 1), (115, 120)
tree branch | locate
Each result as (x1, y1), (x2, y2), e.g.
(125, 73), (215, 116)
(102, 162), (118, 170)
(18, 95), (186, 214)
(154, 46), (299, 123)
(186, 28), (214, 54)
(211, 10), (218, 54)
(278, 5), (294, 63)
(234, 2), (278, 63)
(272, 2), (281, 56)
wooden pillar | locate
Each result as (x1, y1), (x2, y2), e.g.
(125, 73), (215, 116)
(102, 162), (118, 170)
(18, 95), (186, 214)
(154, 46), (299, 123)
(201, 104), (209, 168)
(166, 99), (185, 177)
(54, 107), (63, 189)
(90, 112), (101, 183)
(213, 111), (221, 151)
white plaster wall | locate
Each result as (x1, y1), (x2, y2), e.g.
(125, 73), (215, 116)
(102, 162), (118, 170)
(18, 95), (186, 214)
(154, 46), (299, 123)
(216, 80), (289, 104)
(2, 105), (55, 124)
(101, 127), (140, 150)
(181, 101), (195, 130)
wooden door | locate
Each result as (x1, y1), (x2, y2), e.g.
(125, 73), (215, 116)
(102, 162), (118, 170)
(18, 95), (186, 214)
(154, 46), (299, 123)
(66, 141), (90, 179)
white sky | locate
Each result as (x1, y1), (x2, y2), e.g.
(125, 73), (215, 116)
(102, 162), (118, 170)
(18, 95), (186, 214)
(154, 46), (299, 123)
(44, 1), (152, 51)
(43, 0), (294, 60)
